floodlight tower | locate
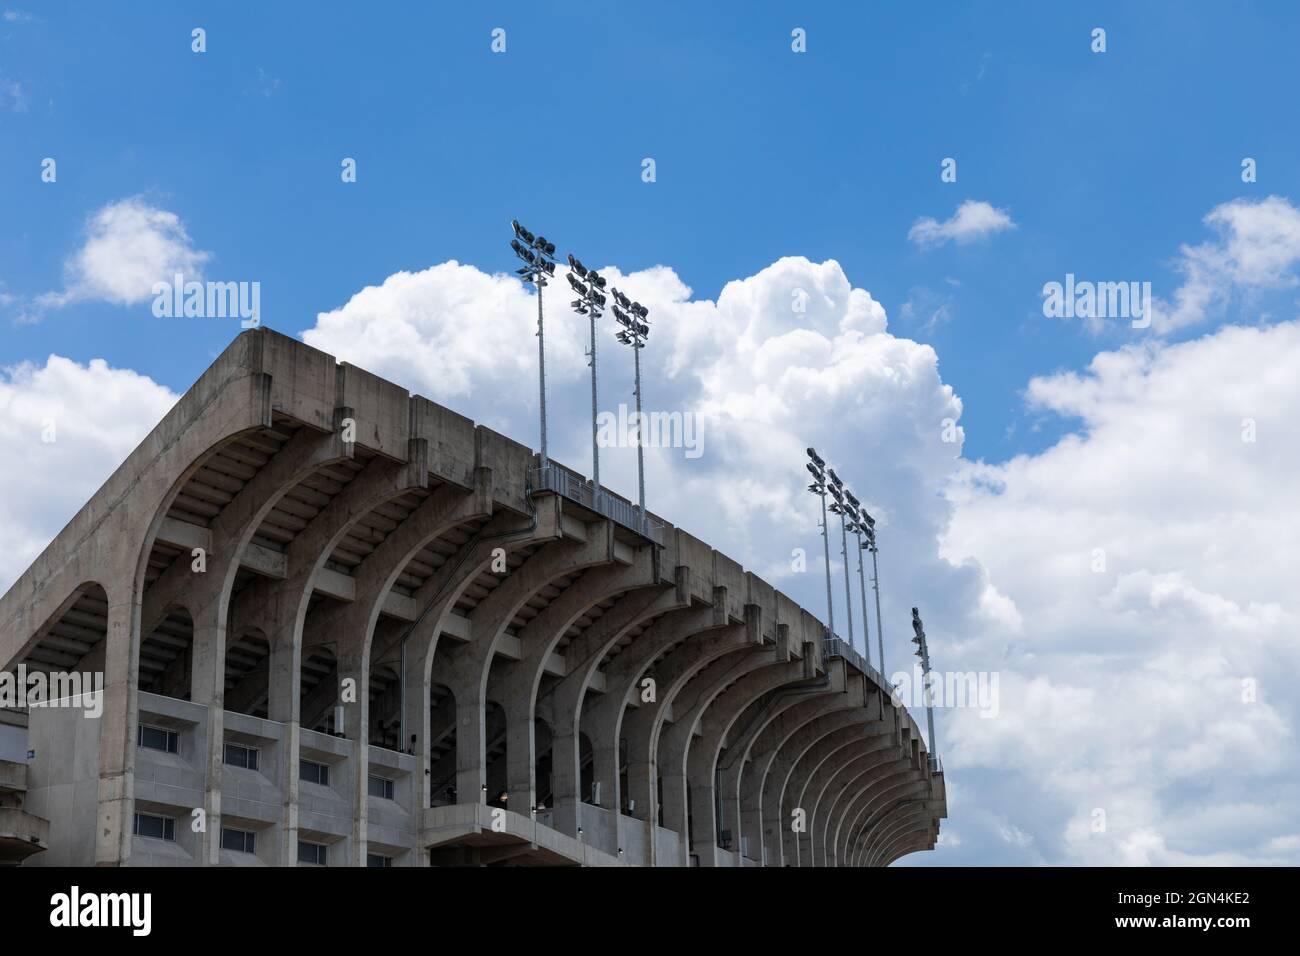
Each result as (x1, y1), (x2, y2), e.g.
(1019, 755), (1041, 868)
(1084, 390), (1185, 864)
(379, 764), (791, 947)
(612, 288), (652, 530)
(805, 449), (835, 641)
(844, 490), (873, 667)
(911, 607), (938, 771)
(509, 220), (558, 466)
(864, 517), (885, 676)
(826, 469), (855, 651)
(566, 255), (608, 503)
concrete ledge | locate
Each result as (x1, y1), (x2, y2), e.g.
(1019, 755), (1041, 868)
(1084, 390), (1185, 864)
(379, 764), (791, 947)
(420, 804), (626, 867)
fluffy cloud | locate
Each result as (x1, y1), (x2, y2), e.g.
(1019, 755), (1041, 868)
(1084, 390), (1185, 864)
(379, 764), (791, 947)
(1152, 195), (1300, 334)
(306, 250), (1299, 865)
(908, 199), (1016, 248)
(37, 198), (210, 311)
(5, 228), (1295, 865)
(942, 321), (1300, 864)
(0, 356), (178, 590)
(303, 257), (970, 612)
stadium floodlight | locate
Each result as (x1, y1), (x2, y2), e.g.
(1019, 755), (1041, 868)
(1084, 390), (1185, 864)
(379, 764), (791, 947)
(805, 448), (836, 642)
(509, 219), (559, 466)
(611, 287), (652, 532)
(911, 607), (938, 771)
(568, 250), (610, 506)
(844, 496), (873, 668)
(862, 519), (885, 674)
(828, 478), (855, 651)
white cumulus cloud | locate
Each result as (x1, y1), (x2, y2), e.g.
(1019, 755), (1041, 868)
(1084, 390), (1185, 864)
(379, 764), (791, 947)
(37, 198), (210, 311)
(942, 321), (1300, 864)
(1151, 195), (1300, 334)
(908, 199), (1016, 248)
(0, 356), (179, 591)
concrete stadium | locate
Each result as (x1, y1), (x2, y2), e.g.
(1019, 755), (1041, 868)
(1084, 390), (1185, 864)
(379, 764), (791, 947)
(0, 328), (945, 867)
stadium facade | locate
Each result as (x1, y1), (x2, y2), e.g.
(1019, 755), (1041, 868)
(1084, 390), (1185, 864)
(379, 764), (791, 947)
(0, 329), (944, 867)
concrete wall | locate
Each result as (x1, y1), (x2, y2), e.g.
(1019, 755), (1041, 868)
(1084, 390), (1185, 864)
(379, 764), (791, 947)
(0, 328), (944, 867)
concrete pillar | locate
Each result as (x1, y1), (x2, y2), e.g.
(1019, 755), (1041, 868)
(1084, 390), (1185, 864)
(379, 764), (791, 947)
(94, 586), (137, 866)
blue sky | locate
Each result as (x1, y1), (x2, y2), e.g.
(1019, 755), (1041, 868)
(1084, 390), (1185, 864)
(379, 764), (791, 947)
(4, 3), (1300, 866)
(5, 2), (1299, 458)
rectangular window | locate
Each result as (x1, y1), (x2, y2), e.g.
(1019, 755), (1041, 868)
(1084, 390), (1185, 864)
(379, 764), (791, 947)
(223, 742), (259, 771)
(137, 723), (179, 754)
(297, 840), (328, 866)
(366, 853), (393, 868)
(220, 827), (256, 854)
(300, 759), (330, 786)
(133, 813), (176, 841)
(367, 774), (394, 800)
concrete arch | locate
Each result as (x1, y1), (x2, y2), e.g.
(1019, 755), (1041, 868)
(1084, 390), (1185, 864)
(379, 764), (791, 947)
(718, 661), (857, 862)
(492, 547), (659, 816)
(656, 645), (786, 863)
(578, 602), (733, 856)
(536, 571), (686, 836)
(759, 694), (888, 866)
(840, 773), (930, 866)
(685, 655), (814, 864)
(820, 748), (921, 866)
(780, 716), (901, 865)
(441, 525), (621, 804)
(794, 737), (904, 866)
(862, 803), (936, 866)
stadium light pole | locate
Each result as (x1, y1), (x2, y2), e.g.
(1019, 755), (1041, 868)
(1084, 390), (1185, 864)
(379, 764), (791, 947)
(844, 491), (873, 668)
(865, 519), (885, 677)
(911, 606), (938, 771)
(509, 220), (557, 466)
(566, 255), (608, 504)
(612, 288), (651, 531)
(826, 469), (855, 651)
(805, 449), (835, 642)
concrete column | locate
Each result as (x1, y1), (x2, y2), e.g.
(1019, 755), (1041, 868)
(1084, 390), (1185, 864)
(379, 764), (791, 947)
(492, 548), (649, 816)
(745, 697), (861, 866)
(655, 648), (777, 863)
(735, 671), (864, 865)
(539, 580), (685, 837)
(94, 586), (137, 866)
(687, 659), (808, 864)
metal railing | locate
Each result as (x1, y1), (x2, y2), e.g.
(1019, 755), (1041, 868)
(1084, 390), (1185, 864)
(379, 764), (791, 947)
(822, 634), (885, 688)
(529, 459), (665, 545)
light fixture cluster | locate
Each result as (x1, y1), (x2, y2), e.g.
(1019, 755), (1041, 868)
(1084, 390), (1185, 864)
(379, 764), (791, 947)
(611, 288), (650, 348)
(511, 219), (557, 279)
(508, 217), (657, 529)
(804, 447), (886, 674)
(566, 254), (607, 315)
